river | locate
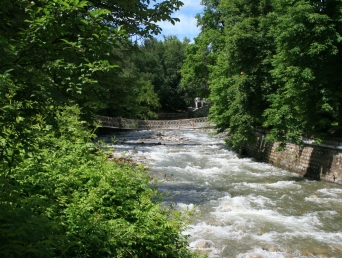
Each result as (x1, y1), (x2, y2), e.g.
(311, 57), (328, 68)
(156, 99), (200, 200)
(99, 129), (342, 258)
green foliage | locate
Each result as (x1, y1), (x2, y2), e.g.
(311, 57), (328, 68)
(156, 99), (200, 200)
(263, 0), (342, 144)
(133, 36), (190, 112)
(0, 0), (183, 120)
(0, 104), (197, 257)
(208, 0), (275, 148)
(181, 0), (225, 105)
(190, 0), (342, 147)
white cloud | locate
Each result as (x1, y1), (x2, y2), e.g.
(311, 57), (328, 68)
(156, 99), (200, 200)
(155, 0), (203, 41)
(157, 14), (199, 40)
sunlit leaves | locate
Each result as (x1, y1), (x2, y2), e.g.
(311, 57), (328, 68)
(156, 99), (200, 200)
(264, 0), (342, 143)
(208, 0), (275, 149)
(0, 105), (197, 257)
(194, 0), (342, 147)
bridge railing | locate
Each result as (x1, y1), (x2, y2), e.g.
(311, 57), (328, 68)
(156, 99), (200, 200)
(95, 115), (214, 130)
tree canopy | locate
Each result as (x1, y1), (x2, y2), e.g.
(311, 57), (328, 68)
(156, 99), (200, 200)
(264, 0), (342, 145)
(133, 36), (190, 111)
(0, 0), (183, 118)
(180, 0), (224, 106)
(183, 0), (342, 148)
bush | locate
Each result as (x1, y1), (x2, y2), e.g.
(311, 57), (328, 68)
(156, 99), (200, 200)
(0, 105), (197, 257)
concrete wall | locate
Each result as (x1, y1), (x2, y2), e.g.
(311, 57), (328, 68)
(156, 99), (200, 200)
(244, 131), (342, 185)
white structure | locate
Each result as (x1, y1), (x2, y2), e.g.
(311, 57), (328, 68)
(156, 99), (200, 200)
(194, 97), (206, 109)
(194, 97), (201, 109)
(201, 98), (206, 107)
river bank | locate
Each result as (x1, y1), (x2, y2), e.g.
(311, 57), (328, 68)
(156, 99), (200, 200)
(244, 130), (342, 185)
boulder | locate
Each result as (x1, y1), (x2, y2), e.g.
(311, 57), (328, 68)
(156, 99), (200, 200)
(309, 195), (319, 198)
(193, 240), (214, 249)
(248, 255), (263, 258)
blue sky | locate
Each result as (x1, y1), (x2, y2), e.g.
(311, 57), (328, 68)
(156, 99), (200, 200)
(155, 0), (204, 41)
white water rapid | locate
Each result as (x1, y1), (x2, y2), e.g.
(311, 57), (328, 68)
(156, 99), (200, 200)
(98, 129), (342, 258)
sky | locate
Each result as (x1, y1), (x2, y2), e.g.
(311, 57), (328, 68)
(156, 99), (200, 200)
(154, 0), (204, 42)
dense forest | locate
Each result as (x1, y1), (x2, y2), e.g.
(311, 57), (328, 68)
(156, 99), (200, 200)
(1, 0), (342, 257)
(182, 0), (342, 149)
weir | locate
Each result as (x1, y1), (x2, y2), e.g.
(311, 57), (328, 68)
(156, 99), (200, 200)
(95, 115), (213, 130)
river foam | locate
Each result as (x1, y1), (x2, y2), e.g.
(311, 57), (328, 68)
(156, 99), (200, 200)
(102, 129), (342, 257)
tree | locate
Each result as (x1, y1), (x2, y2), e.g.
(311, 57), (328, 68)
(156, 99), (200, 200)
(184, 0), (342, 149)
(0, 0), (183, 118)
(181, 0), (225, 106)
(134, 36), (190, 112)
(264, 0), (342, 145)
(208, 0), (275, 149)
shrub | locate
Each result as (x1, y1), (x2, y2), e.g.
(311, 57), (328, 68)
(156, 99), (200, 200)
(0, 105), (197, 257)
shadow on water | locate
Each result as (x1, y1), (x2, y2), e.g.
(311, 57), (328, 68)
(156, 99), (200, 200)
(152, 182), (225, 206)
(285, 176), (320, 182)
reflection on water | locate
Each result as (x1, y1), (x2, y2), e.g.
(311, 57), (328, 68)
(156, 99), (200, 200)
(100, 129), (342, 258)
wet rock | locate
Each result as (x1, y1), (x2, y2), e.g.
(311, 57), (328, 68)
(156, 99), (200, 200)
(309, 195), (319, 198)
(302, 250), (313, 256)
(193, 240), (214, 249)
(332, 246), (342, 253)
(248, 255), (263, 258)
(269, 247), (279, 252)
(263, 246), (279, 252)
(316, 254), (330, 258)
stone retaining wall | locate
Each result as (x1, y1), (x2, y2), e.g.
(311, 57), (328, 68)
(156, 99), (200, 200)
(244, 132), (342, 185)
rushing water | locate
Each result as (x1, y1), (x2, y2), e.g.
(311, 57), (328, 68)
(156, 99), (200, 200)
(99, 129), (342, 258)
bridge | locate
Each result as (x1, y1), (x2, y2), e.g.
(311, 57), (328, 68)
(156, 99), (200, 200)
(95, 115), (213, 130)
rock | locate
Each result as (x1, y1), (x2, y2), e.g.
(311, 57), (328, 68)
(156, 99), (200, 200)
(309, 195), (319, 198)
(266, 246), (279, 252)
(248, 255), (263, 258)
(316, 254), (330, 258)
(193, 240), (214, 249)
(302, 250), (313, 255)
(332, 246), (342, 253)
